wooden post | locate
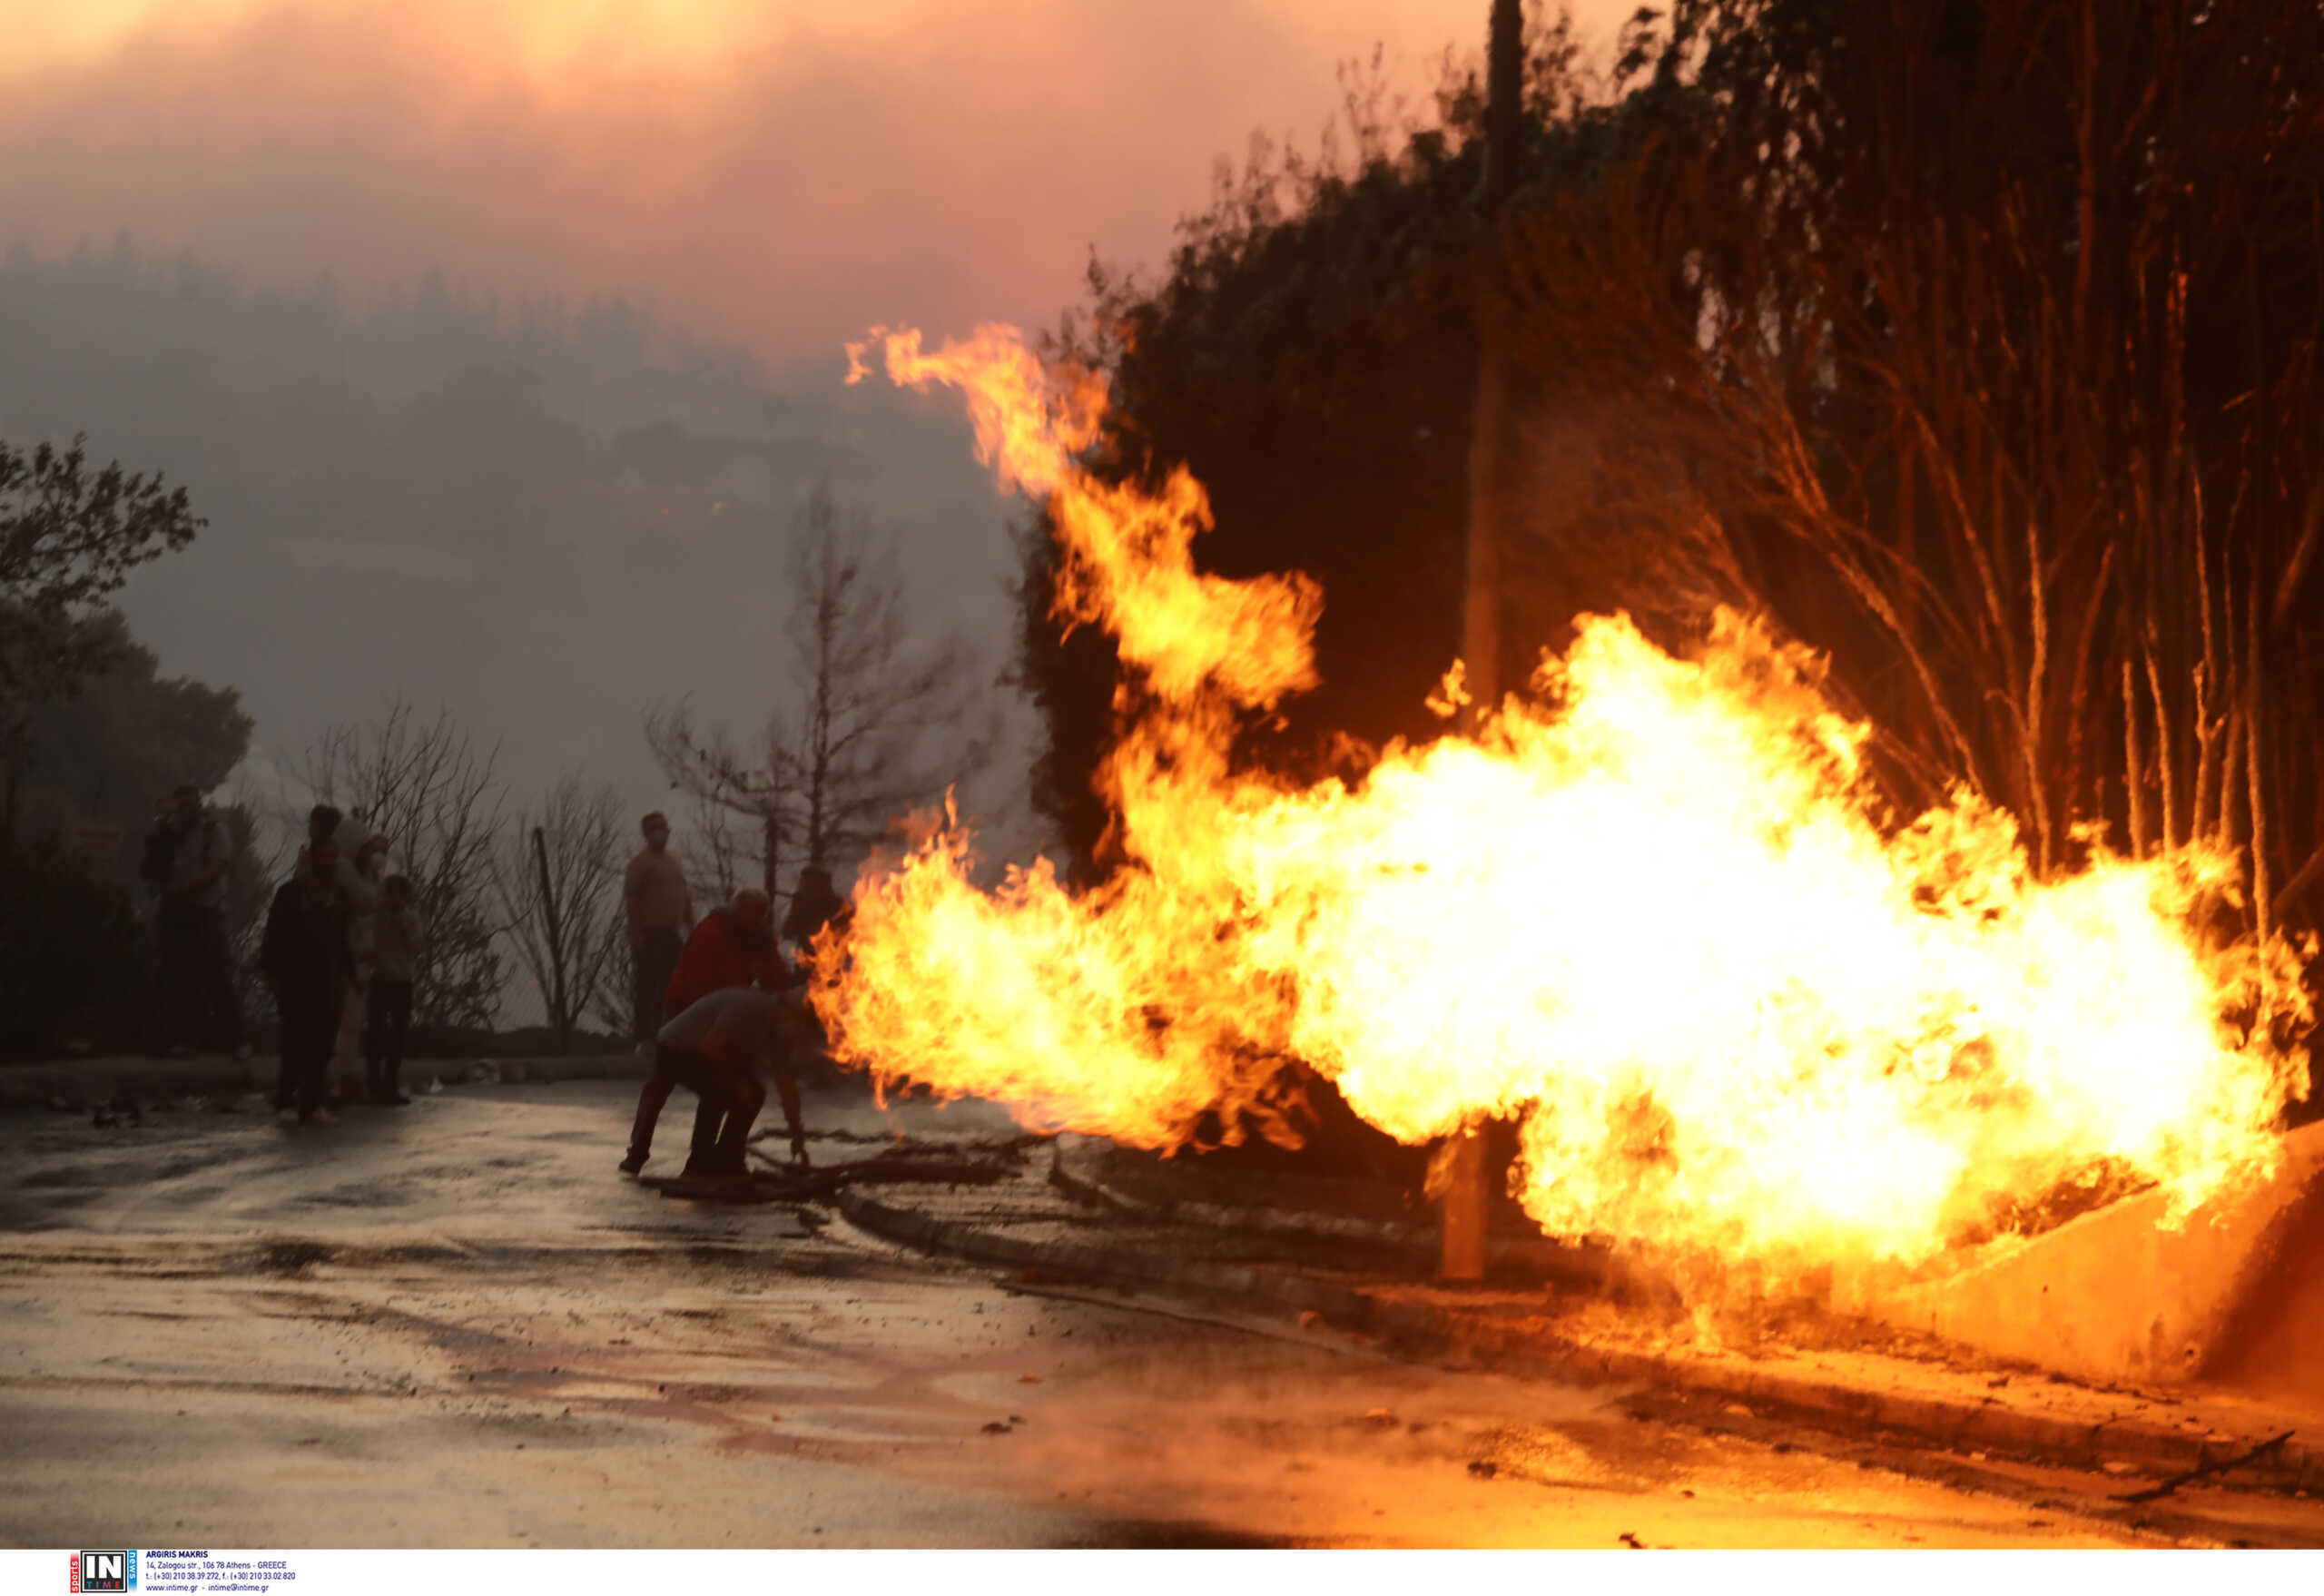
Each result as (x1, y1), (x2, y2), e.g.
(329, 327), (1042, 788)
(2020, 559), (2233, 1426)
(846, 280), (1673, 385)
(531, 823), (569, 1055)
(1440, 0), (1525, 1285)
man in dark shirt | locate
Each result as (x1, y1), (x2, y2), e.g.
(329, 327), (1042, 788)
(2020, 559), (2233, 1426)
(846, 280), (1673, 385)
(143, 784), (248, 1059)
(261, 807), (353, 1127)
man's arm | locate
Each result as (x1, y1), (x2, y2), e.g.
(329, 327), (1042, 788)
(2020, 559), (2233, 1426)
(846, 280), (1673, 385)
(259, 889), (288, 994)
(622, 855), (646, 945)
(773, 1062), (806, 1167)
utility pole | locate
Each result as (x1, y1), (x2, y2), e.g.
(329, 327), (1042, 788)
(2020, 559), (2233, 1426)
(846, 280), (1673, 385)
(1439, 0), (1525, 1284)
(531, 824), (568, 1055)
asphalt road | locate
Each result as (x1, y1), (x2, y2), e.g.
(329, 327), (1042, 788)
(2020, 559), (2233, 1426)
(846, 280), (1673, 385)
(1, 1079), (2316, 1549)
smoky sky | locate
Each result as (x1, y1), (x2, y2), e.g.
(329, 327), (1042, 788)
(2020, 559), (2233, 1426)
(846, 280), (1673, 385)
(0, 0), (1630, 363)
(0, 0), (1632, 932)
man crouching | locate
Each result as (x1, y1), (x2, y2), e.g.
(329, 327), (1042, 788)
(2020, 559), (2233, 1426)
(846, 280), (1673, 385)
(630, 985), (808, 1180)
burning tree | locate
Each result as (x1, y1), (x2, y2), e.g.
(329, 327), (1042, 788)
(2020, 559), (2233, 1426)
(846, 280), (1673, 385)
(789, 2), (2324, 1288)
(831, 325), (2309, 1275)
(1022, 0), (2324, 951)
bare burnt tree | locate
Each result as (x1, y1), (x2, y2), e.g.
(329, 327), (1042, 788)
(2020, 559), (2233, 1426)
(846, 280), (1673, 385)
(647, 485), (999, 903)
(493, 773), (625, 1055)
(1498, 0), (2324, 959)
(300, 699), (507, 1029)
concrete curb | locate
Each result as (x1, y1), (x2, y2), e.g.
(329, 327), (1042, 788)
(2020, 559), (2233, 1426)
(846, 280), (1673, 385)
(836, 1181), (2320, 1494)
(1048, 1136), (1608, 1290)
(0, 1051), (652, 1110)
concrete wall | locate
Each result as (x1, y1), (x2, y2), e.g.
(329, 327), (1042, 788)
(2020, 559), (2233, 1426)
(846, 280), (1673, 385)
(1847, 1121), (2324, 1390)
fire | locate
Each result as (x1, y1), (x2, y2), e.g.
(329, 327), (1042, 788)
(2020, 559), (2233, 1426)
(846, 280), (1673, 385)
(827, 324), (2313, 1272)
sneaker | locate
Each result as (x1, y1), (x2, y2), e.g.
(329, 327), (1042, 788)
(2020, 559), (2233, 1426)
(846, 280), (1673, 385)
(618, 1152), (646, 1177)
(306, 1108), (340, 1127)
(276, 1108), (300, 1128)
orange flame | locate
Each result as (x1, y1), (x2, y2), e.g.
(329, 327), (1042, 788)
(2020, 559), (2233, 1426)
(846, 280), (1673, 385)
(829, 324), (2313, 1271)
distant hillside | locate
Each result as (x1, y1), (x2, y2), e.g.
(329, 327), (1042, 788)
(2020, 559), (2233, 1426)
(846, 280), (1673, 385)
(0, 242), (1033, 852)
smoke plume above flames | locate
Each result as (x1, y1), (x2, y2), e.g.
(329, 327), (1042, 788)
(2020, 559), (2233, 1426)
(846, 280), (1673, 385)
(821, 325), (2313, 1273)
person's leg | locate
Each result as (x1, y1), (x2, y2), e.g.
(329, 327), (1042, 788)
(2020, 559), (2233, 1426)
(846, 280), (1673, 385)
(712, 1076), (766, 1174)
(631, 943), (655, 1044)
(196, 910), (244, 1055)
(381, 982), (412, 1102)
(623, 1044), (683, 1172)
(331, 978), (366, 1100)
(640, 931), (681, 1039)
(688, 1093), (723, 1167)
(156, 909), (200, 1051)
(277, 990), (327, 1119)
(364, 980), (389, 1100)
(274, 996), (300, 1114)
(664, 1049), (746, 1177)
(292, 988), (336, 1120)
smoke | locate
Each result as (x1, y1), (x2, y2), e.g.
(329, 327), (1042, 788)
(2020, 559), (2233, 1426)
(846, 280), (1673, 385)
(0, 0), (1551, 362)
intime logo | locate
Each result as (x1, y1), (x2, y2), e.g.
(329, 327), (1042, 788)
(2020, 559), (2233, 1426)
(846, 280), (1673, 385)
(73, 1551), (135, 1592)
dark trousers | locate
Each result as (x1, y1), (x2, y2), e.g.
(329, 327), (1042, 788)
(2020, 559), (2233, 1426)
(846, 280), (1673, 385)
(365, 978), (413, 1097)
(276, 988), (337, 1118)
(632, 929), (683, 1042)
(627, 1042), (763, 1174)
(158, 904), (244, 1052)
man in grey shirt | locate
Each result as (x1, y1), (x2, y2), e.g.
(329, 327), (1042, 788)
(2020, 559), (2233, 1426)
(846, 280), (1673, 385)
(631, 985), (808, 1179)
(623, 812), (693, 1046)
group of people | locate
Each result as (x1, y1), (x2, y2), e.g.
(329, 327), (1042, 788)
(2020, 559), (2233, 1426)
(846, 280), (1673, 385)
(257, 803), (425, 1126)
(144, 792), (846, 1159)
(617, 810), (851, 1182)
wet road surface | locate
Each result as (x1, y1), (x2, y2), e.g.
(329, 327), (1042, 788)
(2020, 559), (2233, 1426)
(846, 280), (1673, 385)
(4, 1079), (2319, 1548)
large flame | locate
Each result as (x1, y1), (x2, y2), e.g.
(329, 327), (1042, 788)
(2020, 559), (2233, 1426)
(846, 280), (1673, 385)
(828, 325), (2312, 1271)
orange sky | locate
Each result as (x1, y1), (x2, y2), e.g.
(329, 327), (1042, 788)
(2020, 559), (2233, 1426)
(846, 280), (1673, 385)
(0, 0), (1634, 363)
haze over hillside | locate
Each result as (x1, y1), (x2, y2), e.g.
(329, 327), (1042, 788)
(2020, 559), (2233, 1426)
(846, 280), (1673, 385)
(0, 243), (1035, 854)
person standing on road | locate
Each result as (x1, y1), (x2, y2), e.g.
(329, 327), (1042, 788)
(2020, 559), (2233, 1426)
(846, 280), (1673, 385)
(262, 807), (354, 1128)
(331, 826), (389, 1101)
(623, 812), (692, 1050)
(632, 985), (808, 1180)
(780, 863), (852, 968)
(140, 784), (248, 1060)
(365, 872), (424, 1106)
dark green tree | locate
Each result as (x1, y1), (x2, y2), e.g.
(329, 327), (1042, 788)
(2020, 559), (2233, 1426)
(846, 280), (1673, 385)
(1013, 15), (1632, 871)
(15, 608), (252, 864)
(0, 437), (204, 837)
